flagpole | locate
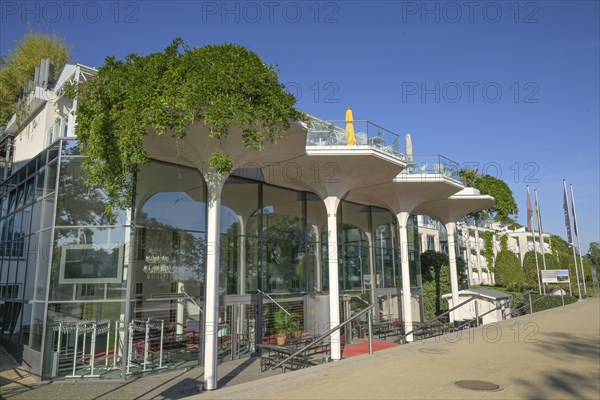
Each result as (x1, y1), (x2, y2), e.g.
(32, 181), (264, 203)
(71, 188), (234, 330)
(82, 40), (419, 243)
(534, 190), (548, 271)
(527, 186), (542, 294)
(570, 184), (587, 295)
(564, 179), (581, 299)
(530, 222), (544, 295)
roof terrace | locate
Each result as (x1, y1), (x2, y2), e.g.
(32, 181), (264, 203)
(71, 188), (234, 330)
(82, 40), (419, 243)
(305, 119), (404, 160)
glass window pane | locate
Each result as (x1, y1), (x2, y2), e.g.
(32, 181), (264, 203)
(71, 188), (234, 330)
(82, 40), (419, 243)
(136, 162), (206, 231)
(49, 227), (128, 301)
(35, 170), (45, 199)
(56, 157), (126, 226)
(45, 161), (57, 195)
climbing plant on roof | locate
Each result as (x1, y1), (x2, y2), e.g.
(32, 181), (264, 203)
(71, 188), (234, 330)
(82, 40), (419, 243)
(459, 169), (518, 224)
(71, 38), (304, 212)
(0, 29), (69, 126)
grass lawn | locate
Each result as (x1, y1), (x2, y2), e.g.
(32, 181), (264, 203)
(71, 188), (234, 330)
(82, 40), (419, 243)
(470, 285), (522, 297)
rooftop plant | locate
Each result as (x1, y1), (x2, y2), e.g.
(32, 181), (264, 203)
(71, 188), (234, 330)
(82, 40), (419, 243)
(70, 38), (304, 213)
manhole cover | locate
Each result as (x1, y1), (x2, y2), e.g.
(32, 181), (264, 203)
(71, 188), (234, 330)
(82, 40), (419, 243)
(419, 348), (449, 354)
(455, 380), (502, 391)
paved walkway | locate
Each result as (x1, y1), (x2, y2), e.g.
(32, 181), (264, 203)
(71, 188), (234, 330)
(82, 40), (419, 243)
(195, 298), (600, 400)
(1, 299), (598, 400)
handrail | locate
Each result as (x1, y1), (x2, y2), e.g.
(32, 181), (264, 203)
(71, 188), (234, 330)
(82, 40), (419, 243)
(271, 304), (375, 371)
(257, 289), (291, 316)
(180, 285), (203, 314)
(510, 288), (571, 316)
(398, 295), (478, 343)
(452, 291), (534, 331)
(454, 287), (570, 331)
(351, 294), (371, 307)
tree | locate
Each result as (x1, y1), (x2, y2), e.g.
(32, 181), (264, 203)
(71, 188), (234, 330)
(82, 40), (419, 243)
(459, 170), (518, 223)
(72, 38), (304, 211)
(494, 250), (524, 291)
(550, 234), (571, 257)
(0, 29), (70, 125)
(587, 242), (600, 269)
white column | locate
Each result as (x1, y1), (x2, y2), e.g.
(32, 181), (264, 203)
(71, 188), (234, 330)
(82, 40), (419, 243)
(238, 217), (246, 295)
(313, 224), (322, 291)
(397, 212), (413, 342)
(324, 196), (341, 360)
(177, 282), (185, 335)
(445, 222), (461, 321)
(366, 232), (377, 307)
(203, 171), (226, 391)
(462, 225), (473, 285)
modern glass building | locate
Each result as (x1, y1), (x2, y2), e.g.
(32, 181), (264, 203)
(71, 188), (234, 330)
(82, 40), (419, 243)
(0, 61), (491, 386)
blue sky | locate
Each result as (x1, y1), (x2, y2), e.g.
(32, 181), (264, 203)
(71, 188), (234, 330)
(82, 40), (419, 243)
(1, 0), (598, 252)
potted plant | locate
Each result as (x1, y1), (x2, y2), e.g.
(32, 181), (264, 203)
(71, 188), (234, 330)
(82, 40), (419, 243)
(274, 309), (300, 345)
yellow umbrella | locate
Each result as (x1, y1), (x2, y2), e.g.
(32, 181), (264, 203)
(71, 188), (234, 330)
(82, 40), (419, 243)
(346, 108), (357, 146)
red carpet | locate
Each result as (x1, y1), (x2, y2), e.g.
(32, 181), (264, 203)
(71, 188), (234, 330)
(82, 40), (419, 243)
(341, 339), (399, 357)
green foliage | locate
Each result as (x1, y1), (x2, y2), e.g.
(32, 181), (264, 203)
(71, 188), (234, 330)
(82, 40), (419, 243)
(586, 242), (600, 268)
(483, 231), (494, 272)
(274, 309), (300, 334)
(73, 38), (303, 211)
(557, 252), (574, 273)
(494, 250), (524, 291)
(459, 169), (479, 187)
(513, 293), (577, 314)
(476, 175), (518, 223)
(582, 258), (593, 283)
(458, 170), (518, 223)
(522, 251), (558, 288)
(421, 250), (452, 318)
(550, 235), (571, 257)
(0, 29), (70, 125)
(208, 151), (234, 174)
(500, 234), (508, 251)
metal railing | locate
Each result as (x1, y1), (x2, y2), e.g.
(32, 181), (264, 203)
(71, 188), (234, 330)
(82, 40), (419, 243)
(306, 119), (403, 159)
(270, 304), (375, 371)
(397, 295), (479, 343)
(398, 154), (461, 182)
(401, 288), (573, 342)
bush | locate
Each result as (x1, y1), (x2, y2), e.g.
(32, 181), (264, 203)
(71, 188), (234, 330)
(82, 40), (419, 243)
(512, 293), (577, 315)
(522, 251), (558, 288)
(421, 251), (452, 319)
(495, 250), (524, 291)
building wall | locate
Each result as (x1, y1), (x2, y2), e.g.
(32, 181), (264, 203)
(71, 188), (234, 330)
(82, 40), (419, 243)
(1, 143), (424, 380)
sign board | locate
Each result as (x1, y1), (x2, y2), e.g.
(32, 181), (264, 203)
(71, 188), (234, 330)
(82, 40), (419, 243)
(541, 269), (570, 284)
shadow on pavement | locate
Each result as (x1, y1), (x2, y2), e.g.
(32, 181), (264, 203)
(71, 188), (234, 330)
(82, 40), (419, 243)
(511, 332), (600, 399)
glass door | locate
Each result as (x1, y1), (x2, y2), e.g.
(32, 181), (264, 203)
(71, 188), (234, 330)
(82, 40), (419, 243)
(218, 295), (259, 361)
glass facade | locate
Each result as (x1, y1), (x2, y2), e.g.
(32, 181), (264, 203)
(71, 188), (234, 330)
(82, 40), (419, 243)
(0, 141), (61, 361)
(0, 139), (425, 381)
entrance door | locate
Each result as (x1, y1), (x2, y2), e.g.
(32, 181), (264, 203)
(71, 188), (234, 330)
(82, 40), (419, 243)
(374, 288), (401, 323)
(217, 295), (259, 361)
